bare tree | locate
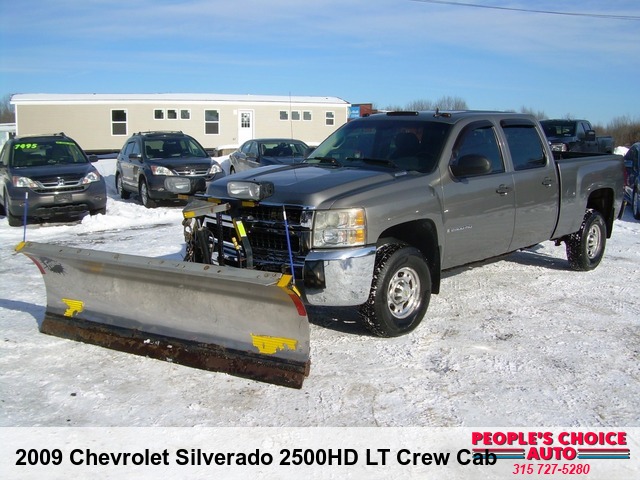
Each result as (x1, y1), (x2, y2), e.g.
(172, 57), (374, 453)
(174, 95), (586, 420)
(519, 106), (547, 120)
(0, 94), (15, 123)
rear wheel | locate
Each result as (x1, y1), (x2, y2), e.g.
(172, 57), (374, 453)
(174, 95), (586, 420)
(565, 209), (606, 271)
(358, 244), (431, 337)
(139, 179), (157, 208)
(116, 173), (130, 199)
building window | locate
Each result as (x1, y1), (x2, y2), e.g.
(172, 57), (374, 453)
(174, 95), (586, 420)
(180, 109), (191, 120)
(167, 109), (177, 120)
(279, 110), (289, 121)
(325, 111), (335, 126)
(205, 110), (220, 134)
(111, 109), (127, 135)
(291, 111), (301, 121)
(154, 109), (164, 120)
(303, 111), (312, 121)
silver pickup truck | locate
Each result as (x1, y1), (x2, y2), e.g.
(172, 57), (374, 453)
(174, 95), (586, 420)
(189, 111), (624, 337)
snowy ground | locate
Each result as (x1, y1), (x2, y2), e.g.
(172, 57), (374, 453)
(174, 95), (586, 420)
(1, 158), (638, 428)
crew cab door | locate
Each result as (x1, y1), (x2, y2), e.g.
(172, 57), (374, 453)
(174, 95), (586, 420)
(501, 120), (559, 249)
(441, 121), (515, 268)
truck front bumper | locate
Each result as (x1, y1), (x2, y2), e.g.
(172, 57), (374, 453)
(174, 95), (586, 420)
(302, 246), (377, 306)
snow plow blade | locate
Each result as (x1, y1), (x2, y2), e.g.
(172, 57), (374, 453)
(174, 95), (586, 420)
(16, 241), (310, 389)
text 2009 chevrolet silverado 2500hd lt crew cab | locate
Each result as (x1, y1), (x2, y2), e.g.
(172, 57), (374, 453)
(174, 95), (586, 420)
(188, 111), (624, 338)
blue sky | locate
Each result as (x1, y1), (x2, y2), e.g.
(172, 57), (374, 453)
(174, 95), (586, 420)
(1, 0), (639, 126)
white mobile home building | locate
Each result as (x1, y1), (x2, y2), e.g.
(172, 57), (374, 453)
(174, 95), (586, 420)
(10, 93), (351, 154)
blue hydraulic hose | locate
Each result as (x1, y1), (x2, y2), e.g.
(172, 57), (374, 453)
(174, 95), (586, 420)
(282, 205), (296, 283)
(22, 192), (28, 242)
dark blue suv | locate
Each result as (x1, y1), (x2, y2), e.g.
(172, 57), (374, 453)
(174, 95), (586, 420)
(0, 133), (107, 226)
(115, 131), (224, 208)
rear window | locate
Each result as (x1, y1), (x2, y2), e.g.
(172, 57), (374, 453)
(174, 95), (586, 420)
(11, 140), (87, 167)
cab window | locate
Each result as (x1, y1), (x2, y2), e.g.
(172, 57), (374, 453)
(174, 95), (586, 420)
(503, 125), (547, 171)
(450, 122), (504, 176)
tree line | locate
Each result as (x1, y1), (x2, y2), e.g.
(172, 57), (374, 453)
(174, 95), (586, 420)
(382, 96), (640, 147)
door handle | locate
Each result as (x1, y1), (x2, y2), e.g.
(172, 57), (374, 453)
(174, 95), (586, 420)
(542, 177), (553, 187)
(496, 184), (512, 196)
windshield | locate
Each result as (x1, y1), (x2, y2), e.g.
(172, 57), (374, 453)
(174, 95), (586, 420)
(259, 141), (307, 157)
(144, 137), (209, 159)
(306, 119), (451, 173)
(541, 121), (576, 137)
(10, 140), (88, 167)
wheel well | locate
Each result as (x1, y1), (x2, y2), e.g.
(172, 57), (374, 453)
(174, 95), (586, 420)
(587, 188), (615, 237)
(378, 220), (441, 294)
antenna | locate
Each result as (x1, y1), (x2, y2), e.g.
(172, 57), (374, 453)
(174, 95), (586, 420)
(289, 92), (293, 139)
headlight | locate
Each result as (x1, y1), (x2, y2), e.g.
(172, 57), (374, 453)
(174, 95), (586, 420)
(81, 171), (102, 184)
(12, 176), (39, 188)
(150, 165), (175, 176)
(312, 208), (366, 248)
(208, 163), (223, 175)
(227, 181), (274, 200)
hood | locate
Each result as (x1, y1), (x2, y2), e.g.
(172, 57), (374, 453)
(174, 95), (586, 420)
(9, 162), (99, 183)
(546, 135), (576, 143)
(149, 156), (213, 168)
(207, 164), (409, 208)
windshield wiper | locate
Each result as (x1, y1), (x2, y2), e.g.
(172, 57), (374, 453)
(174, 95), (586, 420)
(345, 157), (398, 169)
(304, 156), (341, 167)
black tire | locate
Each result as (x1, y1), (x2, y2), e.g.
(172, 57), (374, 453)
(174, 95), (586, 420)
(90, 207), (107, 216)
(139, 179), (157, 208)
(116, 173), (130, 199)
(565, 209), (607, 271)
(632, 187), (640, 220)
(3, 192), (23, 227)
(358, 244), (431, 337)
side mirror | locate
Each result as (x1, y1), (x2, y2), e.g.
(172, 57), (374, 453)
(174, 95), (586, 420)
(584, 130), (596, 141)
(450, 154), (492, 177)
(88, 154), (99, 162)
(128, 153), (142, 161)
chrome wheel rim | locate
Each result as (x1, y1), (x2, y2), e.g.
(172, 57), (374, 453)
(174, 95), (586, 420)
(387, 267), (421, 319)
(586, 223), (602, 259)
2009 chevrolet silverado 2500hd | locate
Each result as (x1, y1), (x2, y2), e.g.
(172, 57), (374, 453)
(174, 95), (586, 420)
(179, 111), (624, 338)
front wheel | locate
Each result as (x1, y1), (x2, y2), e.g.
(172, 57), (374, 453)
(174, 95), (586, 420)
(139, 180), (157, 208)
(632, 187), (640, 220)
(565, 209), (607, 271)
(358, 244), (431, 337)
(3, 192), (23, 227)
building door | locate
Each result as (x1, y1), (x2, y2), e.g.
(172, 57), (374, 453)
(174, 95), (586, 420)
(237, 110), (254, 145)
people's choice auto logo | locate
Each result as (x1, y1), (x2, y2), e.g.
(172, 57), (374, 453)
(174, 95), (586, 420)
(472, 430), (630, 475)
